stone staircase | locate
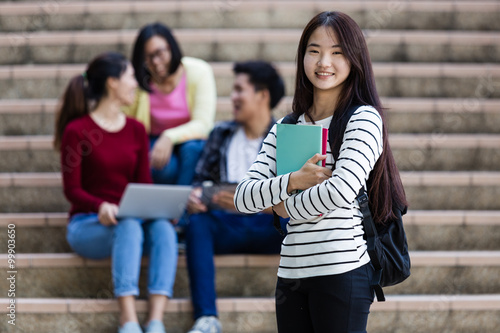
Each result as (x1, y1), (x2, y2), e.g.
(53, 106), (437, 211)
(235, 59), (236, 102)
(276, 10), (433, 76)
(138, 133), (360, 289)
(0, 1), (500, 332)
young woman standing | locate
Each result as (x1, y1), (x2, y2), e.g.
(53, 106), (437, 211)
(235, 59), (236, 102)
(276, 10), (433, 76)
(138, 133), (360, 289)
(234, 12), (407, 332)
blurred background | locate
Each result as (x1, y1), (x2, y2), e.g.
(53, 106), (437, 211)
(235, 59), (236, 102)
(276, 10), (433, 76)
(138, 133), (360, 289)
(0, 0), (499, 332)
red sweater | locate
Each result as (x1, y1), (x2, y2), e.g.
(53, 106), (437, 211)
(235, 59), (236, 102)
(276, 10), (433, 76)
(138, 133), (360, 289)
(61, 115), (152, 217)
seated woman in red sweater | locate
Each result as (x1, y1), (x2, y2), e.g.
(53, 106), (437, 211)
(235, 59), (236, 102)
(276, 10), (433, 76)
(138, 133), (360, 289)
(54, 52), (176, 333)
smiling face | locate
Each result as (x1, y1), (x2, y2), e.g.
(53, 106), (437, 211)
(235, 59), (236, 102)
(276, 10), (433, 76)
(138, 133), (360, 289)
(231, 73), (267, 124)
(303, 26), (351, 96)
(143, 35), (172, 80)
(107, 63), (138, 106)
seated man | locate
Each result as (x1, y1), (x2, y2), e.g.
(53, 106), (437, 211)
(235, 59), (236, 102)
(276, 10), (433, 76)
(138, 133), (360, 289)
(185, 61), (287, 333)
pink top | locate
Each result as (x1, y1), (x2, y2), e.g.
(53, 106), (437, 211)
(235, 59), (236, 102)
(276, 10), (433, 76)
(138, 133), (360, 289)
(149, 73), (191, 136)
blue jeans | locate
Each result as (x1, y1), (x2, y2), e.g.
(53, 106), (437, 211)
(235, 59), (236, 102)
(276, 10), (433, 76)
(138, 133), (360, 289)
(150, 137), (205, 185)
(275, 263), (374, 333)
(185, 210), (287, 319)
(66, 213), (178, 297)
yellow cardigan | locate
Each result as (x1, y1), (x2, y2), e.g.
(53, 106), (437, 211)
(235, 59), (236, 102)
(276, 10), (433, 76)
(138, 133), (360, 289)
(123, 57), (217, 144)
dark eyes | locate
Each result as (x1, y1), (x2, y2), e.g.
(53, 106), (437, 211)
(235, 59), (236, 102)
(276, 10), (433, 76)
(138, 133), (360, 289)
(308, 50), (342, 55)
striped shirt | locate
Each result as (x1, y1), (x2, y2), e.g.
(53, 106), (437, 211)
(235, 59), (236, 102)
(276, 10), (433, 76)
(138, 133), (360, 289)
(234, 106), (383, 279)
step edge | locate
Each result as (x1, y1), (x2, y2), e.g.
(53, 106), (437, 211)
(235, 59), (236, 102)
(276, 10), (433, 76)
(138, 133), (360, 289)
(3, 211), (500, 227)
(1, 251), (499, 268)
(2, 295), (500, 314)
(1, 63), (499, 79)
(3, 134), (500, 150)
(2, 97), (500, 114)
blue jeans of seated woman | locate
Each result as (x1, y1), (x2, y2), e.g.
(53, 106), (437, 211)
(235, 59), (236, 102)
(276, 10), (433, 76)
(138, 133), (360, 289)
(66, 213), (178, 297)
(150, 137), (205, 185)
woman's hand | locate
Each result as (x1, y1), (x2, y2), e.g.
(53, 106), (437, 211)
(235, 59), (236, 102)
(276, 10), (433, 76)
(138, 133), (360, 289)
(187, 187), (208, 214)
(287, 154), (332, 193)
(272, 201), (289, 218)
(212, 190), (237, 212)
(98, 202), (119, 226)
(151, 134), (174, 169)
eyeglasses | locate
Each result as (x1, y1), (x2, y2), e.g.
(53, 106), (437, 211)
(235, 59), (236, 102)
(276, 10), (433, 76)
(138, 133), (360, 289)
(144, 47), (169, 64)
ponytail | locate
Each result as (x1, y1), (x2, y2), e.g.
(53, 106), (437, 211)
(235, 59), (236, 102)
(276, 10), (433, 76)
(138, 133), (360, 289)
(53, 52), (129, 150)
(53, 74), (88, 150)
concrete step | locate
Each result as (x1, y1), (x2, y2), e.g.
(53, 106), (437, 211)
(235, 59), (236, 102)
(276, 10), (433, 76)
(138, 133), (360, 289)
(0, 253), (280, 300)
(1, 210), (499, 253)
(2, 97), (500, 136)
(1, 28), (499, 65)
(0, 0), (498, 32)
(0, 252), (499, 299)
(1, 171), (500, 212)
(1, 62), (499, 98)
(1, 295), (500, 333)
(1, 134), (500, 172)
(0, 213), (71, 253)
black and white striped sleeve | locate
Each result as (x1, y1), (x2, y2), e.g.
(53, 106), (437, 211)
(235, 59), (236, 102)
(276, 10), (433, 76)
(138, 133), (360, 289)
(234, 123), (292, 214)
(284, 108), (384, 221)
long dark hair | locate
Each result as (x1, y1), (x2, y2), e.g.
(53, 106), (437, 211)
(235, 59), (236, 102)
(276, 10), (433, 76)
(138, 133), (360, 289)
(131, 22), (183, 92)
(293, 11), (407, 223)
(53, 52), (129, 149)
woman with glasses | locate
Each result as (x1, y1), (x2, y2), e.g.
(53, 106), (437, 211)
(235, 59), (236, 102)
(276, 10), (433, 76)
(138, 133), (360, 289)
(125, 23), (217, 185)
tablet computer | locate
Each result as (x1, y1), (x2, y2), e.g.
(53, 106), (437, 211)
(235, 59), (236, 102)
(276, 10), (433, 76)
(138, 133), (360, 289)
(117, 183), (192, 220)
(200, 181), (238, 210)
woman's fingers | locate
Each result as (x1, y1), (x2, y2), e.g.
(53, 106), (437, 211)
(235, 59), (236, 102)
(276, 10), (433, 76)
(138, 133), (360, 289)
(98, 202), (118, 226)
(187, 187), (207, 213)
(321, 167), (333, 178)
(289, 154), (333, 192)
(151, 136), (173, 169)
(212, 191), (236, 211)
(307, 154), (332, 178)
(307, 153), (326, 165)
(151, 146), (167, 169)
(109, 204), (118, 224)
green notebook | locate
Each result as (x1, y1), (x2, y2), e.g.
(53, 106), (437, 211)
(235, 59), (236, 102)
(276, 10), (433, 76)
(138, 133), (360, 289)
(276, 123), (324, 175)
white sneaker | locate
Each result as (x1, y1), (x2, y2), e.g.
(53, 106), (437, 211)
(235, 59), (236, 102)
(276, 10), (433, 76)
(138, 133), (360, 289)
(187, 316), (222, 333)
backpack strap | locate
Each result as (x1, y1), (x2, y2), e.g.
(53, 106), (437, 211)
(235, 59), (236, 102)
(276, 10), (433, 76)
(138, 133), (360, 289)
(273, 210), (286, 236)
(280, 113), (300, 124)
(357, 187), (385, 302)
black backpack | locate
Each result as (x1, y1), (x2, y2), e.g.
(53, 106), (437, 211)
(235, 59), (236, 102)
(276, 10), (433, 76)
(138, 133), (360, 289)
(274, 105), (410, 301)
